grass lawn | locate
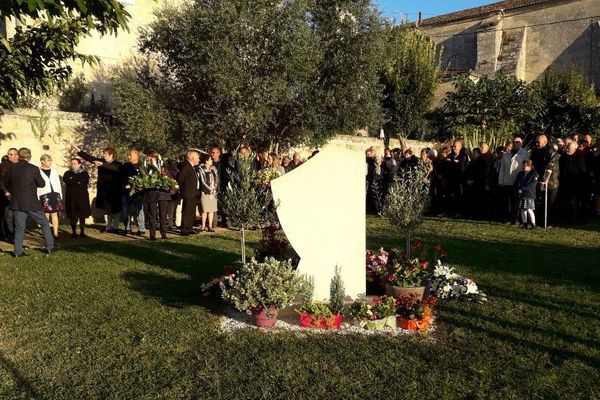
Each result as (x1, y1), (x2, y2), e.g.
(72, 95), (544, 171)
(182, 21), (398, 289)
(0, 217), (599, 399)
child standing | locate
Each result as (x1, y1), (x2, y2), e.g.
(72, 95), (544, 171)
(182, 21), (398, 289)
(515, 159), (538, 229)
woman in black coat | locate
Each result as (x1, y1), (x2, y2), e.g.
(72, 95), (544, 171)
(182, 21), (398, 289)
(63, 158), (92, 238)
(77, 147), (122, 232)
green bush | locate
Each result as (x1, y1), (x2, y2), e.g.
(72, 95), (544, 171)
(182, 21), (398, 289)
(58, 74), (88, 112)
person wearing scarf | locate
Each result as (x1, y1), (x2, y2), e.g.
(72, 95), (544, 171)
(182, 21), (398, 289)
(63, 158), (91, 238)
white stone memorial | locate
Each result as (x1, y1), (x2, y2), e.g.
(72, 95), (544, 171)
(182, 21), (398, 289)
(271, 145), (366, 300)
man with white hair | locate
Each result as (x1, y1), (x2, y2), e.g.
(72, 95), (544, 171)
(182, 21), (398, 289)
(178, 150), (201, 236)
(498, 136), (530, 223)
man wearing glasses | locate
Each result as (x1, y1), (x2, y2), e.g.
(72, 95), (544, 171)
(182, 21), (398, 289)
(498, 136), (530, 224)
(0, 148), (19, 242)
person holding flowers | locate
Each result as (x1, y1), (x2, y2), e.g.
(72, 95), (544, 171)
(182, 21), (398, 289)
(140, 151), (174, 240)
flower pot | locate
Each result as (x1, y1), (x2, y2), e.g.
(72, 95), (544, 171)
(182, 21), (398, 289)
(357, 315), (396, 330)
(299, 313), (343, 330)
(397, 316), (431, 332)
(251, 306), (279, 328)
(385, 284), (426, 300)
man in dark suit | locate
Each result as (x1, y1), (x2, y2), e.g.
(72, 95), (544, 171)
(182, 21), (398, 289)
(5, 148), (54, 257)
(0, 148), (19, 242)
(178, 150), (200, 235)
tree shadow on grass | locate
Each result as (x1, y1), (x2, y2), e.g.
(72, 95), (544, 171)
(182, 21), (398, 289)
(439, 313), (600, 369)
(0, 352), (40, 399)
(367, 233), (600, 293)
(67, 239), (238, 309)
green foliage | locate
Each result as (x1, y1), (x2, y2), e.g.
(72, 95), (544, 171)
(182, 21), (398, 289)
(381, 165), (430, 255)
(221, 153), (272, 262)
(530, 68), (600, 137)
(221, 154), (272, 230)
(0, 0), (129, 110)
(128, 166), (179, 196)
(58, 74), (87, 112)
(437, 72), (542, 149)
(299, 275), (315, 306)
(220, 258), (302, 313)
(380, 25), (440, 139)
(27, 105), (51, 142)
(329, 266), (346, 315)
(110, 65), (174, 156)
(435, 69), (600, 148)
(134, 0), (384, 150)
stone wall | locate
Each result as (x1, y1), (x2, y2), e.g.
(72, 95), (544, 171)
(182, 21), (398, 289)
(422, 0), (600, 88)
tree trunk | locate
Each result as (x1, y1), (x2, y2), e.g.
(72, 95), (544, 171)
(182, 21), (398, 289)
(241, 225), (246, 264)
(406, 229), (411, 259)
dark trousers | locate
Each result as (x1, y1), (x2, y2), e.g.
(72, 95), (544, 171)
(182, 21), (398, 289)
(0, 204), (13, 242)
(144, 199), (168, 239)
(500, 185), (518, 222)
(70, 217), (86, 234)
(13, 210), (54, 255)
(181, 197), (197, 234)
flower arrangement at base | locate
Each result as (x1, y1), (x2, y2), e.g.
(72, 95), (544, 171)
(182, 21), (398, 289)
(365, 248), (388, 294)
(395, 294), (437, 332)
(349, 296), (396, 330)
(428, 261), (487, 303)
(128, 166), (179, 196)
(220, 258), (302, 328)
(297, 268), (345, 330)
(371, 242), (433, 299)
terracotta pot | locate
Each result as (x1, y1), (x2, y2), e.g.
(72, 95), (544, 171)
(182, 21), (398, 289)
(251, 306), (279, 328)
(299, 313), (343, 330)
(397, 316), (431, 332)
(385, 284), (426, 300)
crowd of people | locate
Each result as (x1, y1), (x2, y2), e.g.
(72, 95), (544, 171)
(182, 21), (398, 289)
(0, 145), (306, 257)
(366, 133), (600, 228)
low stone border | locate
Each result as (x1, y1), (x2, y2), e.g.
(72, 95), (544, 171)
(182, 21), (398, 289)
(218, 307), (436, 336)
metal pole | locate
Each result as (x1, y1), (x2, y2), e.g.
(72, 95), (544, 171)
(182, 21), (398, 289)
(544, 171), (552, 229)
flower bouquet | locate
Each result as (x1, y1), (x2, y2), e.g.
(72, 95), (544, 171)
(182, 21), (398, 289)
(255, 167), (281, 186)
(365, 248), (388, 294)
(349, 296), (396, 330)
(428, 261), (487, 303)
(395, 294), (437, 332)
(129, 166), (179, 196)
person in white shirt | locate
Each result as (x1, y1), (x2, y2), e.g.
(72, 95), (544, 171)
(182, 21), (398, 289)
(498, 136), (530, 223)
(38, 154), (63, 238)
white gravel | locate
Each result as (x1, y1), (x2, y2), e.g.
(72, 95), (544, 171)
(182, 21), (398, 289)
(218, 307), (436, 337)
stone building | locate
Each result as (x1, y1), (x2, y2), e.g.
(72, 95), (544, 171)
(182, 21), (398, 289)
(419, 0), (600, 89)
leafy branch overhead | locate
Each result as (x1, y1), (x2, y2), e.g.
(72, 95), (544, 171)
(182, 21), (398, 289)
(0, 0), (130, 110)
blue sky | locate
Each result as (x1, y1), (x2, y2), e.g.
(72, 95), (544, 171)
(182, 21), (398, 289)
(375, 0), (495, 21)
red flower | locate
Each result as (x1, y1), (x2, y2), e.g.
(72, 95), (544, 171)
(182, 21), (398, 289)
(420, 261), (430, 270)
(387, 275), (394, 282)
(414, 241), (424, 249)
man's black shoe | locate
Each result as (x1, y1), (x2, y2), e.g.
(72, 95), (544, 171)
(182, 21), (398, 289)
(13, 252), (26, 258)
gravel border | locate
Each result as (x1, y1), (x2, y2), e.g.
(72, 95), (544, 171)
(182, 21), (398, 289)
(218, 307), (436, 336)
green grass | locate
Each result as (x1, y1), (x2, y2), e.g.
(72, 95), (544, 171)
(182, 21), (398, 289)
(0, 217), (599, 400)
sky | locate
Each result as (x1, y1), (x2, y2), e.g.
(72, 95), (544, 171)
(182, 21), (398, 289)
(375, 0), (496, 21)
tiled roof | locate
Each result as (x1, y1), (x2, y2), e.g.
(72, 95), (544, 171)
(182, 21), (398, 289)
(419, 0), (557, 27)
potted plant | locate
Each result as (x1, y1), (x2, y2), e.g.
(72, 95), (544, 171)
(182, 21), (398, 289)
(371, 243), (431, 300)
(349, 296), (396, 330)
(220, 258), (302, 328)
(395, 294), (437, 332)
(297, 268), (345, 330)
(365, 248), (388, 295)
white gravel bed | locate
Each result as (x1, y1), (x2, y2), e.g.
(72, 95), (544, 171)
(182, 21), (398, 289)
(218, 307), (436, 337)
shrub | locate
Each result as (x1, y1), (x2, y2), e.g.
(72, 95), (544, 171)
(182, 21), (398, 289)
(58, 74), (88, 112)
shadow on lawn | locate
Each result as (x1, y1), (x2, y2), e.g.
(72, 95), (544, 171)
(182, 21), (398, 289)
(367, 233), (600, 293)
(440, 313), (600, 369)
(0, 352), (40, 399)
(67, 239), (238, 308)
